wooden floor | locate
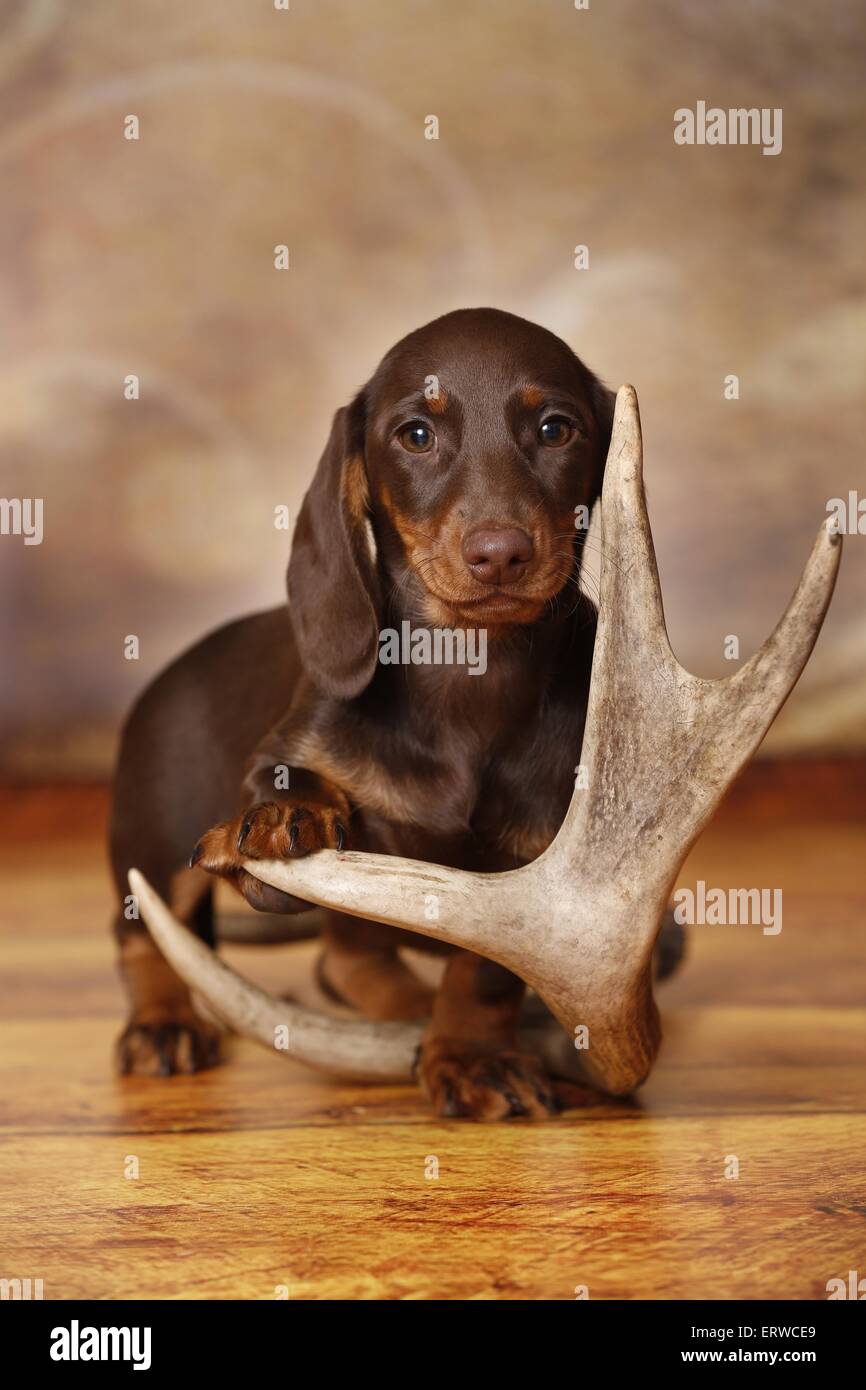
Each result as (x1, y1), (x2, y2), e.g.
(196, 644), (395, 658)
(1, 774), (864, 1301)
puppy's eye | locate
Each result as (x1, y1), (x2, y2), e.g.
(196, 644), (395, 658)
(538, 416), (574, 448)
(398, 421), (436, 454)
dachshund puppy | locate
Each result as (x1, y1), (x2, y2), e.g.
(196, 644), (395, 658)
(110, 307), (681, 1118)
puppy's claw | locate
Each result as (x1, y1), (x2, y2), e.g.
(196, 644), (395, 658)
(335, 822), (345, 852)
(514, 1060), (561, 1114)
(189, 842), (204, 869)
(477, 1066), (529, 1117)
(289, 823), (299, 854)
(236, 815), (254, 852)
(439, 1078), (466, 1118)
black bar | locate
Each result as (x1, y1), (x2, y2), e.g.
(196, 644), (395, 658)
(5, 1298), (862, 1374)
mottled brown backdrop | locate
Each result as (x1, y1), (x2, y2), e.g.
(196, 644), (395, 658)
(1, 0), (864, 777)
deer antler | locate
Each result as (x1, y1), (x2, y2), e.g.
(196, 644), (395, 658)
(131, 386), (842, 1094)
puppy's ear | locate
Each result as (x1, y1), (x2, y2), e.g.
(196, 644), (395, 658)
(287, 389), (380, 700)
(590, 378), (616, 462)
(588, 377), (616, 505)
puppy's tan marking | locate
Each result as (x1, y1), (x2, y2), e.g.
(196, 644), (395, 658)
(342, 453), (370, 525)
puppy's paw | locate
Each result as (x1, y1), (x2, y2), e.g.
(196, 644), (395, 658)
(190, 801), (346, 874)
(418, 1039), (560, 1121)
(116, 1007), (221, 1076)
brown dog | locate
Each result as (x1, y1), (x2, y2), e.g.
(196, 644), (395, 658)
(110, 308), (682, 1119)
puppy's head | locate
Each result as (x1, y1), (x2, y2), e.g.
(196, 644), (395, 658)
(289, 308), (614, 698)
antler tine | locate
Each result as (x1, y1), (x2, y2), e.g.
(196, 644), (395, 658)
(723, 518), (841, 756)
(129, 868), (420, 1080)
(547, 384), (678, 869)
(600, 384), (673, 659)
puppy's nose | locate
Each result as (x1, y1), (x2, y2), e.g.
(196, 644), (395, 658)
(462, 526), (534, 586)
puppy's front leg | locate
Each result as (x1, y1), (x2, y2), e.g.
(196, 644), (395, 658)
(418, 952), (560, 1120)
(116, 912), (221, 1077)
